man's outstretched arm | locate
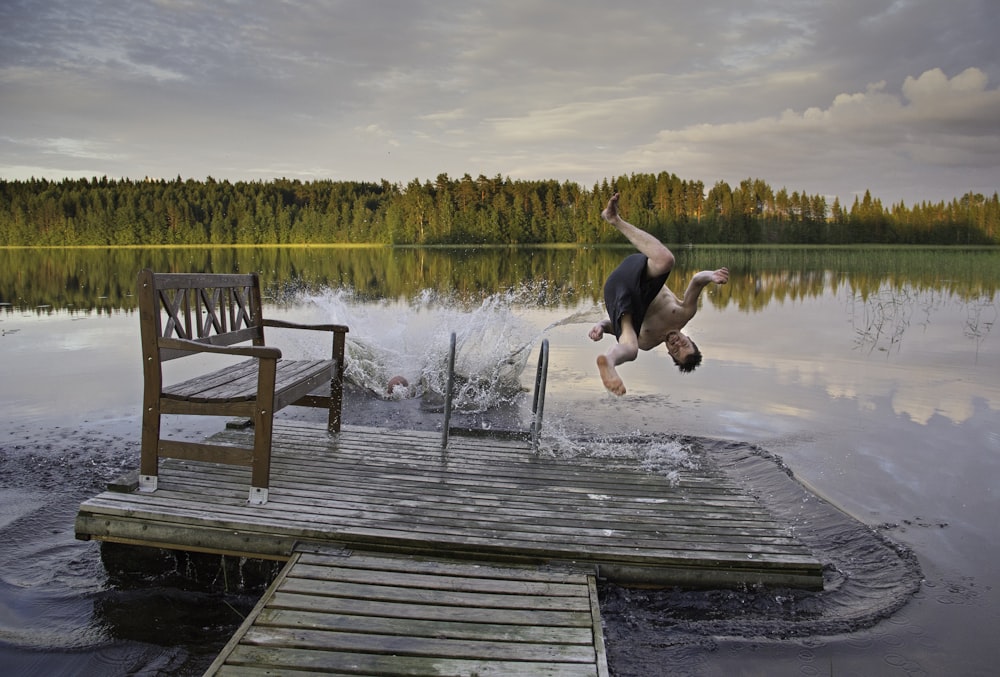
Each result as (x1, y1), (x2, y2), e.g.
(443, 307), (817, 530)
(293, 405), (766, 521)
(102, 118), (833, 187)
(680, 267), (729, 312)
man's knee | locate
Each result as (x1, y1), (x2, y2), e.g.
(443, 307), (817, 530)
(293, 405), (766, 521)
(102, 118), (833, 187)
(647, 249), (675, 276)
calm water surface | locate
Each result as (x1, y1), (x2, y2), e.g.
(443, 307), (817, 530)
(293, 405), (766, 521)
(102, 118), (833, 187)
(1, 246), (998, 676)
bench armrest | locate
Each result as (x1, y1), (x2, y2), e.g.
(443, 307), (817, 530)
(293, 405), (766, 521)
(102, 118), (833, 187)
(159, 337), (282, 359)
(262, 319), (350, 333)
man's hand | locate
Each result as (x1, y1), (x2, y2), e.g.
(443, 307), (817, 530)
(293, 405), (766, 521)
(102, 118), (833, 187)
(681, 268), (730, 309)
(692, 268), (729, 287)
(589, 322), (606, 341)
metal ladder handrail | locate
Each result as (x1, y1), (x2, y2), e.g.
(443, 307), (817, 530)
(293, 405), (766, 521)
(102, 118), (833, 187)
(441, 332), (457, 449)
(530, 338), (549, 453)
(441, 333), (550, 452)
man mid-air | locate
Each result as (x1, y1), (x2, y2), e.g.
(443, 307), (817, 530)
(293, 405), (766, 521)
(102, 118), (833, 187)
(589, 192), (729, 395)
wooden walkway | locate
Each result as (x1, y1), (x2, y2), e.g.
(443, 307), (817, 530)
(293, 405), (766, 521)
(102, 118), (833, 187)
(204, 544), (608, 676)
(75, 420), (822, 589)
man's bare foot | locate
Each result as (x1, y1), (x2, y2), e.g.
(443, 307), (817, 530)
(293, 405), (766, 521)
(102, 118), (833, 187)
(601, 192), (621, 224)
(597, 354), (626, 396)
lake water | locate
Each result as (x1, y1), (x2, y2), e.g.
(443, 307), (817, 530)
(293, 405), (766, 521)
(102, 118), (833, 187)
(1, 246), (998, 676)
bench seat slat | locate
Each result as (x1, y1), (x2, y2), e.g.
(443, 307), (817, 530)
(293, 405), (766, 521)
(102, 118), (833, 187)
(164, 359), (335, 403)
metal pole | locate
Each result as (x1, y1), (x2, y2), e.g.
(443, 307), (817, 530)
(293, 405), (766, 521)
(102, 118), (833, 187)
(531, 339), (549, 453)
(441, 332), (456, 449)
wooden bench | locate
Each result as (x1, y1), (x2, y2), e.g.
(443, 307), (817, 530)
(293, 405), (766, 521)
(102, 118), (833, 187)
(137, 269), (348, 505)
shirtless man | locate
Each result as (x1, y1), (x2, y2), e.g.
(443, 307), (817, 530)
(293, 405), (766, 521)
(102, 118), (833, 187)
(589, 192), (729, 395)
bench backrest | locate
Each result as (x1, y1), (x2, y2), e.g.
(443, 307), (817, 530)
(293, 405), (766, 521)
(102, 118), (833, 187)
(137, 269), (266, 363)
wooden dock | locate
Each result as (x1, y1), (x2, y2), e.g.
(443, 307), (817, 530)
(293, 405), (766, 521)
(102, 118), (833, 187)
(204, 544), (608, 676)
(75, 420), (822, 589)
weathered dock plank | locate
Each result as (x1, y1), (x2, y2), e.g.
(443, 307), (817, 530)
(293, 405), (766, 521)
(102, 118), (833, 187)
(204, 545), (608, 677)
(75, 421), (823, 588)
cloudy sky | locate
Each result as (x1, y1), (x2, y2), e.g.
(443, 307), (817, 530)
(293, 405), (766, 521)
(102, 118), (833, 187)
(2, 0), (998, 206)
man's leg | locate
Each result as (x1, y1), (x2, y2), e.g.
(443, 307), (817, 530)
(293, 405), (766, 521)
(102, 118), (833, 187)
(602, 192), (675, 277)
(597, 314), (639, 396)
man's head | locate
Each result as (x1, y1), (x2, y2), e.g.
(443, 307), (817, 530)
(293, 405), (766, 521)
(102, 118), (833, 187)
(666, 331), (702, 373)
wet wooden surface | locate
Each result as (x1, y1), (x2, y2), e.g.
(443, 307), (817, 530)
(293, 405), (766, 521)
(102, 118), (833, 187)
(204, 544), (609, 676)
(76, 420), (823, 589)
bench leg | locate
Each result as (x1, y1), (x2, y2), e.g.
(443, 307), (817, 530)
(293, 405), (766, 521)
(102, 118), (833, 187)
(328, 333), (346, 433)
(328, 374), (343, 433)
(249, 410), (273, 505)
(250, 361), (277, 505)
(139, 403), (161, 492)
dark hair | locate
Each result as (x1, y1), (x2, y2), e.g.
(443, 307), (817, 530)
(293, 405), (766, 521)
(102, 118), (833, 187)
(671, 338), (702, 373)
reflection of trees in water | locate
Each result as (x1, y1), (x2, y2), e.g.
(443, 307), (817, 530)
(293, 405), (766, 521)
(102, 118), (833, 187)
(2, 246), (999, 316)
(849, 284), (997, 355)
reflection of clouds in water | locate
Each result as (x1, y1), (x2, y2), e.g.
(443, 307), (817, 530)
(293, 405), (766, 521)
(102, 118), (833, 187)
(891, 385), (975, 425)
(829, 368), (991, 425)
(704, 287), (999, 427)
(811, 357), (987, 425)
(700, 351), (995, 428)
(825, 381), (859, 399)
(761, 402), (815, 419)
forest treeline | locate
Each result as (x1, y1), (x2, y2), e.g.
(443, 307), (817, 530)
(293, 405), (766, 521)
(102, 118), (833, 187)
(1, 172), (998, 246)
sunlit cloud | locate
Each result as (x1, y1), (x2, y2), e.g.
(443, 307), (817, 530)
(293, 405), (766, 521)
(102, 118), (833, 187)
(490, 97), (661, 142)
(625, 68), (1000, 194)
(37, 137), (123, 161)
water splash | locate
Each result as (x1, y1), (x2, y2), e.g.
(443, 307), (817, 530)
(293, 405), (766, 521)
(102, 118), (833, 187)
(297, 284), (558, 413)
(536, 418), (701, 485)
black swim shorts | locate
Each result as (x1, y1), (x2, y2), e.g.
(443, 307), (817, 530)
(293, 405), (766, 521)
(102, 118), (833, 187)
(603, 253), (670, 339)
